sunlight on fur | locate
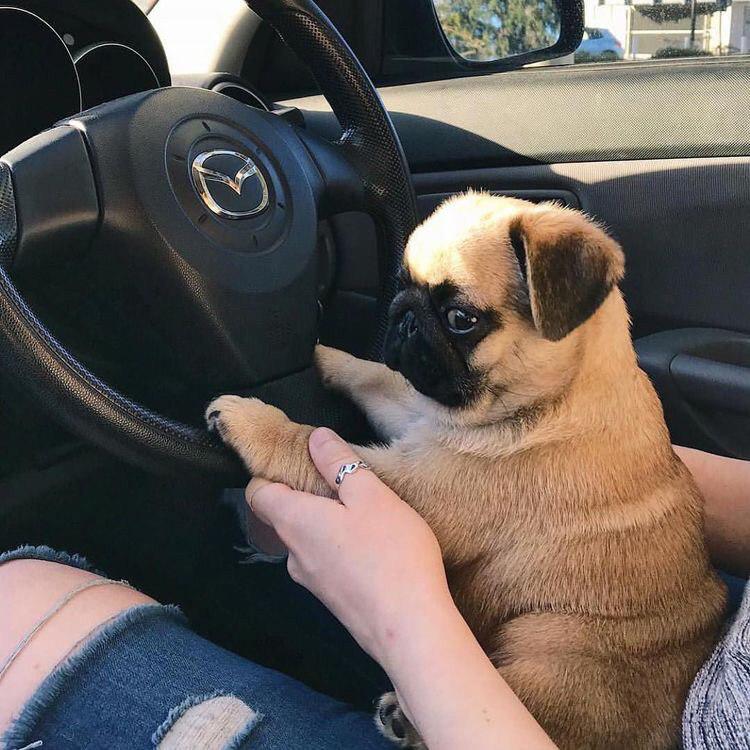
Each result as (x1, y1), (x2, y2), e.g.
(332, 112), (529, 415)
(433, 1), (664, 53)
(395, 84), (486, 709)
(208, 193), (726, 749)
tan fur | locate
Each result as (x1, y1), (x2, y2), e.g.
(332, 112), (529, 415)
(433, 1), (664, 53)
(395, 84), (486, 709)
(207, 193), (726, 749)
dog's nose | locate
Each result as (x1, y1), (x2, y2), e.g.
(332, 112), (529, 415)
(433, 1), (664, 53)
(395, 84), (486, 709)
(398, 310), (418, 340)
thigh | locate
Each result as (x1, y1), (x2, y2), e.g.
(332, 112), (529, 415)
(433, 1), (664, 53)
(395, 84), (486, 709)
(0, 556), (156, 733)
(0, 547), (392, 750)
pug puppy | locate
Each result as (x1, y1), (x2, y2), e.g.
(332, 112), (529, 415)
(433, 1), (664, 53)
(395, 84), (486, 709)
(206, 193), (726, 749)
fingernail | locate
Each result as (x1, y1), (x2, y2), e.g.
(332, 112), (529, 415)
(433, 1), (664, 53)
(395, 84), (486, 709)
(310, 426), (338, 449)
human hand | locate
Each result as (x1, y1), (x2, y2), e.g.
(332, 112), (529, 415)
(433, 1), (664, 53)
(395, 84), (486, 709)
(246, 427), (452, 668)
(248, 429), (557, 750)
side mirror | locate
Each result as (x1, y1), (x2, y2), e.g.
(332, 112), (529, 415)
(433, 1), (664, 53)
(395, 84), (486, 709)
(383, 0), (584, 81)
(431, 0), (583, 69)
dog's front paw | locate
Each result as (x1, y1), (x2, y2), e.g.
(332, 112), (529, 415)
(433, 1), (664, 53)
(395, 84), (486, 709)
(206, 394), (260, 438)
(314, 344), (356, 390)
(206, 394), (242, 436)
(205, 395), (287, 471)
(375, 692), (426, 749)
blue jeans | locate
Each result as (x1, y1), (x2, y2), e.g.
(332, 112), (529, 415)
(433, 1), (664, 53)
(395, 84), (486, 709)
(1, 546), (392, 750)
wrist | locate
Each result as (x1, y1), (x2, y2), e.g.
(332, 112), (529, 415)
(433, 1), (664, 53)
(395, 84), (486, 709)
(373, 585), (462, 673)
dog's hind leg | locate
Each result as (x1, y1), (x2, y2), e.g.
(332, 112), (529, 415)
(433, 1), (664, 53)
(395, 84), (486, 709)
(315, 345), (419, 440)
(492, 613), (681, 750)
(375, 692), (426, 749)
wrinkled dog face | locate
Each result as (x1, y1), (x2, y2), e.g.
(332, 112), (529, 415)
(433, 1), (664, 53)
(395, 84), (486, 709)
(384, 193), (625, 410)
(384, 275), (505, 406)
(384, 194), (530, 407)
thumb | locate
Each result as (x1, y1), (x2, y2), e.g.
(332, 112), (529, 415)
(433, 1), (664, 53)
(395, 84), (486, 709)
(243, 478), (287, 557)
(245, 478), (296, 529)
(245, 477), (337, 536)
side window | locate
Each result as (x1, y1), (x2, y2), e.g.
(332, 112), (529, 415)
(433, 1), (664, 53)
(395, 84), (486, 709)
(577, 0), (748, 63)
(249, 0), (750, 99)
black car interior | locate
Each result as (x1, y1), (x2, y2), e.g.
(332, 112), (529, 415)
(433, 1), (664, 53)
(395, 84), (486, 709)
(1, 0), (748, 708)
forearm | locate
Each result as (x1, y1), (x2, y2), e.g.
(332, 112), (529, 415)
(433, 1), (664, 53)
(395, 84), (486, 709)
(675, 446), (750, 577)
(377, 595), (556, 750)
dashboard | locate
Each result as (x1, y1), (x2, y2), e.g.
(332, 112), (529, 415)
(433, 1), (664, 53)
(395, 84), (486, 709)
(0, 0), (275, 155)
(0, 0), (275, 157)
(0, 0), (285, 160)
(0, 0), (171, 154)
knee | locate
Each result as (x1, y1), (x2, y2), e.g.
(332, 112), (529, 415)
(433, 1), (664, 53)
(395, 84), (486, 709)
(0, 558), (156, 650)
(0, 558), (156, 733)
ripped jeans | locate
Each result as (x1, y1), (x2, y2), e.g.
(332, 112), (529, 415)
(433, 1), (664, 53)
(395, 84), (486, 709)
(0, 546), (392, 750)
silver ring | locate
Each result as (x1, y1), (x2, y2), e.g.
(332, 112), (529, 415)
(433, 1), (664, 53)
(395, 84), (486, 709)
(335, 460), (371, 487)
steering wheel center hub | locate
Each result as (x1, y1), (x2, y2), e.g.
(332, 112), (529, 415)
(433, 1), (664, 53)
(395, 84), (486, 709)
(117, 91), (317, 295)
(64, 87), (322, 387)
(164, 114), (296, 267)
(191, 149), (270, 220)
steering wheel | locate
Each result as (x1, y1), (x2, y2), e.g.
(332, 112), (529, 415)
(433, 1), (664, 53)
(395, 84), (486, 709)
(0, 0), (417, 483)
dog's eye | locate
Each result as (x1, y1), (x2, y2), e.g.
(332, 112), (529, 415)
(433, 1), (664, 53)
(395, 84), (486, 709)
(445, 308), (478, 334)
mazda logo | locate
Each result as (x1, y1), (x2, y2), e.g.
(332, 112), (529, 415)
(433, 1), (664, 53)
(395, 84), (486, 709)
(191, 150), (269, 219)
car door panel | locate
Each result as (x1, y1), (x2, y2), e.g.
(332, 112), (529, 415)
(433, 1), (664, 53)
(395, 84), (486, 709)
(637, 329), (750, 459)
(418, 188), (580, 217)
(416, 161), (750, 460)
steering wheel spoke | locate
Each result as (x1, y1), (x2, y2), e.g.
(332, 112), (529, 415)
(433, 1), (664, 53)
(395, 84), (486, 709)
(294, 128), (366, 217)
(1, 126), (99, 274)
(247, 0), (418, 354)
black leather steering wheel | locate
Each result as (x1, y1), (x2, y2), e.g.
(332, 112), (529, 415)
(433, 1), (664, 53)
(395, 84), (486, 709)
(0, 0), (417, 483)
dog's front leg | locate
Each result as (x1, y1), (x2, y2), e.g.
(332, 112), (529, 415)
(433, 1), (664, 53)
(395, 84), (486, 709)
(205, 395), (392, 498)
(316, 345), (419, 440)
(206, 396), (332, 496)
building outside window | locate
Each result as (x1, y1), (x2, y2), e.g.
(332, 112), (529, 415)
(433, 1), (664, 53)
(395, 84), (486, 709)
(580, 0), (750, 61)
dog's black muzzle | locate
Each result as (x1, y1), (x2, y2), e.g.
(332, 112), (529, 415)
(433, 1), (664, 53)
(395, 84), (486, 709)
(384, 289), (475, 407)
(384, 289), (424, 371)
(398, 309), (418, 341)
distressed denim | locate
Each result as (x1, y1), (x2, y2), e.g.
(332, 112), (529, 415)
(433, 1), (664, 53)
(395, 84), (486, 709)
(0, 546), (392, 750)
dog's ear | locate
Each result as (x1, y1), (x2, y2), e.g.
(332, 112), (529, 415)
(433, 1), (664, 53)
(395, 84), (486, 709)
(509, 206), (625, 341)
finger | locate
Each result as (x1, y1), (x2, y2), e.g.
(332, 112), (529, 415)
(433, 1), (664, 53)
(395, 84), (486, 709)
(308, 427), (380, 503)
(247, 479), (339, 536)
(246, 477), (271, 515)
(245, 479), (296, 528)
(244, 478), (286, 556)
